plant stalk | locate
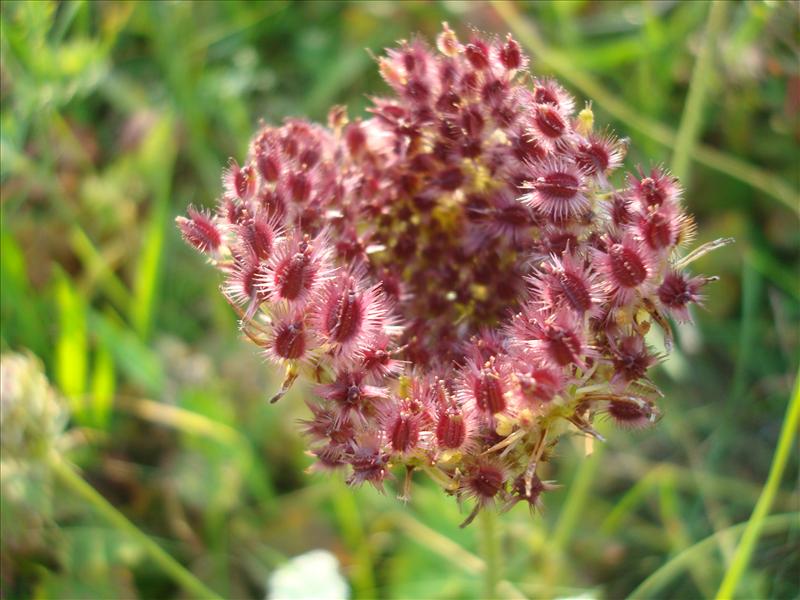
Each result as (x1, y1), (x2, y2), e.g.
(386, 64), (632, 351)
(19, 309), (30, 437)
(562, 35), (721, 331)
(48, 453), (224, 600)
(479, 509), (502, 599)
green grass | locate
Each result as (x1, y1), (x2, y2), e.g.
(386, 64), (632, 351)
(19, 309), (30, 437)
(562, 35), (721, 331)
(1, 1), (798, 598)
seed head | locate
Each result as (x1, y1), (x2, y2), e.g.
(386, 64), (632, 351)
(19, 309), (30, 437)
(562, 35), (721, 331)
(458, 356), (510, 417)
(259, 232), (332, 307)
(575, 132), (625, 182)
(266, 306), (313, 363)
(657, 271), (713, 323)
(596, 234), (654, 305)
(462, 459), (506, 510)
(628, 167), (681, 210)
(522, 159), (589, 222)
(499, 34), (524, 71)
(224, 159), (257, 201)
(176, 206), (221, 255)
(178, 23), (725, 524)
(606, 396), (659, 429)
(610, 335), (657, 388)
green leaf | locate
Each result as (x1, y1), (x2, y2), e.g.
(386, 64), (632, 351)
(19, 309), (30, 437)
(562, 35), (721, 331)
(54, 270), (88, 417)
(130, 113), (177, 340)
(89, 341), (115, 429)
(89, 310), (164, 396)
(0, 228), (48, 359)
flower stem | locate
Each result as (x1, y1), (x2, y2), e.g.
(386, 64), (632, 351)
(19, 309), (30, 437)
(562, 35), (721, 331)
(48, 453), (224, 600)
(479, 509), (502, 599)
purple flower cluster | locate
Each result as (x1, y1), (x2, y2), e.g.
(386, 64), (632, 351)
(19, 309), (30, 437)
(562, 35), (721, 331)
(178, 24), (726, 525)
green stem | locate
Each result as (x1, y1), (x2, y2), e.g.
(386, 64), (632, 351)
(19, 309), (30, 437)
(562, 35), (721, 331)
(552, 441), (604, 551)
(391, 511), (527, 599)
(671, 0), (729, 184)
(714, 367), (800, 599)
(479, 509), (502, 599)
(48, 453), (224, 600)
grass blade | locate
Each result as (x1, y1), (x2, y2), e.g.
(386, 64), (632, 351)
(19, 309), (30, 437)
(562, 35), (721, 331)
(671, 0), (729, 184)
(48, 452), (224, 600)
(131, 113), (177, 340)
(628, 512), (799, 599)
(714, 367), (800, 599)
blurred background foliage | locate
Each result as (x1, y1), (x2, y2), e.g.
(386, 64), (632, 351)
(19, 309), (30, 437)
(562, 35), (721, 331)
(1, 1), (798, 599)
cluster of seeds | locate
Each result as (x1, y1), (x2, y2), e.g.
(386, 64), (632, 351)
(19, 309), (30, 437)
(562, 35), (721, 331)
(178, 24), (726, 525)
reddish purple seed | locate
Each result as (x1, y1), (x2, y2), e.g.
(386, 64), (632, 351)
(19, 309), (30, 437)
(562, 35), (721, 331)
(642, 212), (674, 249)
(235, 165), (256, 199)
(465, 42), (489, 69)
(545, 326), (581, 366)
(482, 79), (505, 104)
(640, 177), (665, 206)
(390, 415), (419, 453)
(289, 172), (311, 203)
(248, 220), (274, 260)
(500, 38), (522, 70)
(462, 107), (484, 137)
(177, 208), (220, 253)
(608, 399), (651, 425)
(536, 172), (579, 199)
(576, 142), (610, 174)
(326, 286), (364, 343)
(275, 252), (311, 300)
(534, 86), (558, 105)
(346, 124), (366, 155)
(554, 271), (592, 313)
(274, 322), (306, 359)
(405, 79), (429, 101)
(475, 369), (506, 414)
(658, 273), (692, 308)
(470, 465), (503, 498)
(436, 411), (466, 449)
(257, 153), (280, 182)
(609, 244), (647, 288)
(534, 106), (565, 138)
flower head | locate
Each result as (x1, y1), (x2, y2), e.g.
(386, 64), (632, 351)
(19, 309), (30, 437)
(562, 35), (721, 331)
(179, 23), (726, 524)
(258, 232), (333, 307)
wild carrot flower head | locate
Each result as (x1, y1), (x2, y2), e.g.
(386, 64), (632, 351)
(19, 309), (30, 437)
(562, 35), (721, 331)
(178, 24), (729, 525)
